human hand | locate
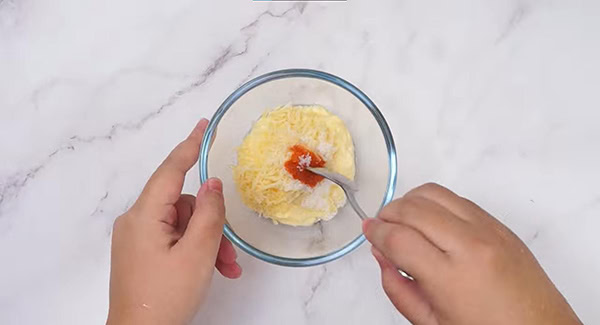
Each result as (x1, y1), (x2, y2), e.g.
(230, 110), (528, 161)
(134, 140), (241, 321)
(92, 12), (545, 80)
(107, 119), (242, 325)
(363, 183), (581, 325)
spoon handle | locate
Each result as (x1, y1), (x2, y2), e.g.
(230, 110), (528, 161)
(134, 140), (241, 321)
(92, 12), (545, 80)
(343, 189), (369, 220)
(306, 168), (414, 280)
(306, 167), (369, 220)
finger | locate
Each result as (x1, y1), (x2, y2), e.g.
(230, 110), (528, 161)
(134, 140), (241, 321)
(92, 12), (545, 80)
(363, 218), (447, 280)
(372, 248), (438, 325)
(216, 236), (237, 264)
(137, 119), (208, 215)
(216, 260), (242, 279)
(215, 236), (242, 279)
(405, 183), (483, 222)
(174, 194), (196, 233)
(178, 178), (225, 265)
(379, 197), (471, 252)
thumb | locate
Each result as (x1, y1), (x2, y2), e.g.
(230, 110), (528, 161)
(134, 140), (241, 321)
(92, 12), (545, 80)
(178, 177), (226, 263)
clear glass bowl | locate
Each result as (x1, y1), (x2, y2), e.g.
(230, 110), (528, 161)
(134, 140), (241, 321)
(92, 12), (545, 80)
(199, 69), (397, 267)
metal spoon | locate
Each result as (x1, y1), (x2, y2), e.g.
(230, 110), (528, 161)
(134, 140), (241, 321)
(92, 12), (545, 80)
(306, 167), (369, 220)
(307, 167), (414, 280)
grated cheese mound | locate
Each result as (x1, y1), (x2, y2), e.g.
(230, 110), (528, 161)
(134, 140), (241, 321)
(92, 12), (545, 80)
(232, 105), (355, 226)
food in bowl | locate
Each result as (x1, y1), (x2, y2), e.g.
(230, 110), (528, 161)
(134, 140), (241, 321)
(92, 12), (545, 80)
(232, 105), (355, 226)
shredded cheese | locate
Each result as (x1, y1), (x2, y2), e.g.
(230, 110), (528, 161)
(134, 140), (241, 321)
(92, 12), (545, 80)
(232, 105), (355, 226)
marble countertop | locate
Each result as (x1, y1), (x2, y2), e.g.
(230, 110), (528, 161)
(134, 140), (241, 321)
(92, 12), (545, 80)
(1, 0), (599, 324)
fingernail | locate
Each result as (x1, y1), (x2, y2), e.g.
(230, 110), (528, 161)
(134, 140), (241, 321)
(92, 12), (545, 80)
(190, 119), (209, 138)
(195, 118), (208, 130)
(207, 177), (222, 193)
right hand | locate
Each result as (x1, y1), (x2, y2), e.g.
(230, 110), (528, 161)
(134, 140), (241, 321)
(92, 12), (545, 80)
(363, 183), (581, 325)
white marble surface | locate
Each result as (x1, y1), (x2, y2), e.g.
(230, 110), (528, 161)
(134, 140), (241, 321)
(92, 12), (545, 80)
(1, 0), (600, 324)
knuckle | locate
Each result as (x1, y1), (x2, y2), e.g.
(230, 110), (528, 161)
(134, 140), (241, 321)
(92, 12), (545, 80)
(112, 215), (124, 230)
(412, 182), (439, 193)
(165, 146), (181, 164)
(380, 197), (420, 221)
(384, 197), (424, 223)
(400, 197), (422, 213)
(111, 214), (128, 237)
(407, 182), (446, 198)
(421, 182), (441, 190)
(380, 199), (400, 216)
(205, 192), (225, 210)
(197, 196), (226, 223)
(165, 141), (193, 164)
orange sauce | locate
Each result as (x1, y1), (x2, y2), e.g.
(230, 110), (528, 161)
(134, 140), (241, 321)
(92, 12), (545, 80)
(284, 145), (326, 187)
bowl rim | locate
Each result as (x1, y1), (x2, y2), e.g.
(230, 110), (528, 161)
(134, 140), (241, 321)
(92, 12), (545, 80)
(200, 68), (397, 267)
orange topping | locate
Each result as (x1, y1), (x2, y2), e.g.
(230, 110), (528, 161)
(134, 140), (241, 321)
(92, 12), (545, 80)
(284, 145), (326, 187)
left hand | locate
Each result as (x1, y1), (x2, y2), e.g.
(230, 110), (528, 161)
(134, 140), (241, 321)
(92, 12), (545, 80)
(107, 119), (241, 325)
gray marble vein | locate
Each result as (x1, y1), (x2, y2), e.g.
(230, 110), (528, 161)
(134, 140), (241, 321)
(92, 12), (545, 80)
(303, 265), (328, 315)
(90, 191), (109, 217)
(2, 1), (600, 324)
(496, 4), (531, 44)
(0, 3), (306, 214)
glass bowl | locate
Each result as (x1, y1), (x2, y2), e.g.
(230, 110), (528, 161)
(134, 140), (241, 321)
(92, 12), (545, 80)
(199, 69), (397, 267)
